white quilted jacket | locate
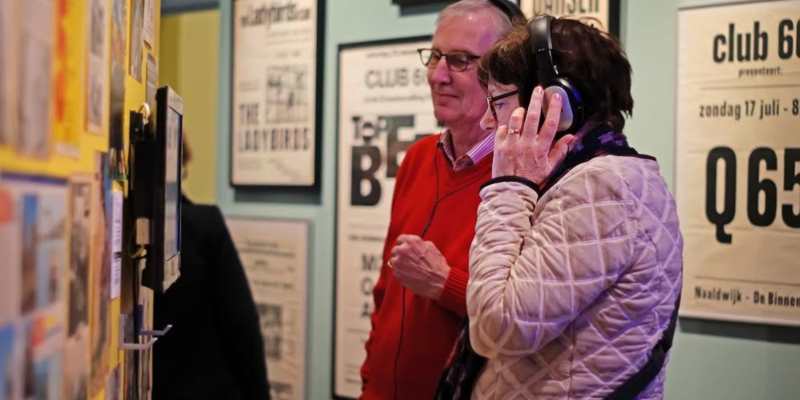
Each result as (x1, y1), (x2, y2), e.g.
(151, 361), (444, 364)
(468, 155), (683, 399)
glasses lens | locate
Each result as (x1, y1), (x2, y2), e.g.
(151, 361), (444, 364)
(418, 49), (433, 66)
(446, 54), (470, 71)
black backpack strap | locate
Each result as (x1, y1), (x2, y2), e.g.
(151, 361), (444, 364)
(606, 295), (681, 400)
(435, 323), (488, 400)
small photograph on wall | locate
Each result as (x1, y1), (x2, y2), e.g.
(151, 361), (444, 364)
(143, 0), (155, 47)
(62, 332), (89, 400)
(0, 1), (21, 148)
(18, 0), (55, 158)
(109, 0), (127, 154)
(105, 365), (120, 400)
(63, 178), (92, 400)
(22, 314), (64, 400)
(33, 191), (67, 310)
(129, 0), (144, 82)
(86, 0), (110, 135)
(257, 303), (283, 361)
(67, 179), (91, 336)
(0, 322), (22, 400)
(0, 182), (22, 321)
(89, 154), (112, 396)
(0, 176), (67, 319)
(14, 179), (68, 316)
(20, 193), (39, 314)
(146, 54), (158, 110)
(52, 0), (84, 158)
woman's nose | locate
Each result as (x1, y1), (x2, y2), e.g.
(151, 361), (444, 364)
(479, 108), (495, 131)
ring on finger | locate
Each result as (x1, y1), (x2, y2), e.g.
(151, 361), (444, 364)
(508, 127), (521, 135)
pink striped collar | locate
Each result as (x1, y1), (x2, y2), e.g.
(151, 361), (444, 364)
(438, 129), (495, 172)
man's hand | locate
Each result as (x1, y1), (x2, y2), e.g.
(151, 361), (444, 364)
(389, 234), (449, 300)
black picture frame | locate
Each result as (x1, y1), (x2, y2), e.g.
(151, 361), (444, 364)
(228, 0), (325, 191)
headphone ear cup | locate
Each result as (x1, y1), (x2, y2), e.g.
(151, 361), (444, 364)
(548, 78), (584, 133)
(543, 85), (575, 132)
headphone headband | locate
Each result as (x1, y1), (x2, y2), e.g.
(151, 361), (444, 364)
(529, 15), (559, 84)
(526, 15), (586, 133)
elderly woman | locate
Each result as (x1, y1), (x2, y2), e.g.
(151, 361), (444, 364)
(440, 15), (683, 400)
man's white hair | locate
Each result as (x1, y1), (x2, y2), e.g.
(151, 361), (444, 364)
(437, 0), (513, 35)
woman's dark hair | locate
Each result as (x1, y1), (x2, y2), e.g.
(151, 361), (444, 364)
(479, 17), (633, 132)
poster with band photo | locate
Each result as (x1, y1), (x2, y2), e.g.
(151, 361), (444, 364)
(230, 0), (321, 187)
(676, 0), (800, 326)
(520, 0), (620, 35)
(334, 36), (436, 399)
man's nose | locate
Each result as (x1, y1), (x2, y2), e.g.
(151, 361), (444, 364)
(428, 58), (451, 84)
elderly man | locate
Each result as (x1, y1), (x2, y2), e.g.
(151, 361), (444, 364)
(359, 1), (522, 399)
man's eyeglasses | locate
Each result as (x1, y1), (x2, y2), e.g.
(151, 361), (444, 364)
(417, 48), (480, 72)
(487, 89), (519, 122)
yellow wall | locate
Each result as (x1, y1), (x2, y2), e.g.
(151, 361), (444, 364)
(159, 10), (219, 204)
(0, 0), (161, 398)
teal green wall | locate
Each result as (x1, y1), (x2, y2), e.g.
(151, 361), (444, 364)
(208, 0), (800, 398)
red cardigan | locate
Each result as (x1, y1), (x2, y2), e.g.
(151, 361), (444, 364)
(360, 134), (492, 399)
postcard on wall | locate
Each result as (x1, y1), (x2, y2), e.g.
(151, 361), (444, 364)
(110, 190), (122, 299)
(18, 0), (55, 158)
(146, 54), (158, 111)
(0, 181), (22, 322)
(0, 175), (68, 323)
(89, 154), (112, 396)
(129, 0), (144, 82)
(6, 178), (69, 317)
(110, 0), (127, 153)
(87, 0), (110, 135)
(143, 0), (155, 47)
(63, 177), (93, 400)
(105, 364), (121, 400)
(0, 1), (21, 148)
(226, 217), (309, 400)
(52, 0), (83, 158)
(22, 312), (65, 400)
(68, 178), (92, 337)
(0, 322), (23, 400)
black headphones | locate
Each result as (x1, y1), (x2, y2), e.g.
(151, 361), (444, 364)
(528, 15), (585, 133)
(488, 0), (525, 24)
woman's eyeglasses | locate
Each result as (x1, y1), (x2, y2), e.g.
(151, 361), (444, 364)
(487, 89), (519, 122)
(417, 48), (480, 72)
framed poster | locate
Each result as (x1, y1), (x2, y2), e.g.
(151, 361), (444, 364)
(334, 36), (437, 399)
(676, 0), (800, 326)
(520, 0), (620, 35)
(226, 217), (309, 400)
(230, 0), (322, 188)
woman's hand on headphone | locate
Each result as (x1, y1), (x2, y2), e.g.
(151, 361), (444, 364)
(492, 86), (576, 185)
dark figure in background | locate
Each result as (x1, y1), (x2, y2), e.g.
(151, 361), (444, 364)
(154, 138), (270, 400)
